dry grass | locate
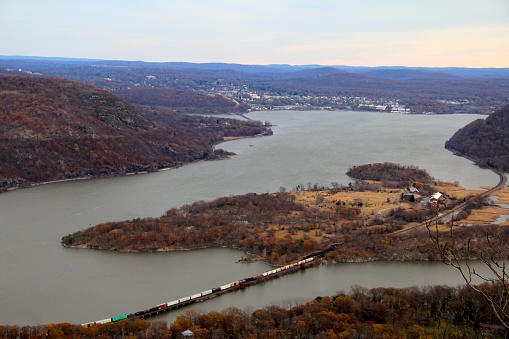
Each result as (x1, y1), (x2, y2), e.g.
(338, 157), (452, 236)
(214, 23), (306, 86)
(435, 182), (483, 200)
(272, 229), (324, 242)
(448, 184), (509, 227)
(294, 188), (405, 213)
(266, 182), (509, 241)
(263, 188), (406, 241)
(493, 187), (509, 204)
(463, 206), (508, 225)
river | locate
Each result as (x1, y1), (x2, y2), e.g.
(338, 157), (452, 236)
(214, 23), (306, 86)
(0, 110), (499, 325)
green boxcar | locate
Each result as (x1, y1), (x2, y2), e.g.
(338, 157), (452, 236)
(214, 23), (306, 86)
(112, 314), (128, 322)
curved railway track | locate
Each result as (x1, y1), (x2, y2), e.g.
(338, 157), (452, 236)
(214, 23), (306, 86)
(393, 169), (507, 235)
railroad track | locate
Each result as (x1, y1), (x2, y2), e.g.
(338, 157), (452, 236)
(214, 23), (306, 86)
(392, 169), (507, 235)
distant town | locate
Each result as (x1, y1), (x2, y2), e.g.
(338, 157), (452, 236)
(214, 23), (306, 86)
(1, 57), (508, 115)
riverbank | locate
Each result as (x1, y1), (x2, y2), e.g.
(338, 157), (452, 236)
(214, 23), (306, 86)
(2, 132), (266, 194)
(62, 162), (508, 267)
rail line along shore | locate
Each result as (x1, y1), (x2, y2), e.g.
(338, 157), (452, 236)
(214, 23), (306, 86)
(82, 244), (340, 327)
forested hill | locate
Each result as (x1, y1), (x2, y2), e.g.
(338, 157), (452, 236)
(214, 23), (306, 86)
(445, 104), (509, 172)
(114, 87), (250, 114)
(0, 75), (270, 190)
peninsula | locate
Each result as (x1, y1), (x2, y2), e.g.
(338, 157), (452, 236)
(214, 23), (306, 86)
(62, 163), (509, 265)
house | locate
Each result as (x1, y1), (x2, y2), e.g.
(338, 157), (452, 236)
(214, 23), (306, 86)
(404, 186), (421, 202)
(429, 192), (446, 206)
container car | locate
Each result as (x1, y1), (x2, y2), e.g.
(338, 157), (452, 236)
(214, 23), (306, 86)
(112, 314), (128, 322)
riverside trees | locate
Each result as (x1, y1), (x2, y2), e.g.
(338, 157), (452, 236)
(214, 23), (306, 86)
(2, 284), (505, 338)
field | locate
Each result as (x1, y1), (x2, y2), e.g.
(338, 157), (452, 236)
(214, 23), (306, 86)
(267, 181), (509, 243)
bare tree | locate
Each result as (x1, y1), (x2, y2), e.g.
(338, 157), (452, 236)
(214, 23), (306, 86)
(427, 219), (509, 329)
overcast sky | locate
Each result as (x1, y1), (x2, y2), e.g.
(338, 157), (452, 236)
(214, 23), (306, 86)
(1, 0), (508, 67)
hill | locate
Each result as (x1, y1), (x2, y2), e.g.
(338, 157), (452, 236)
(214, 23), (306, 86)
(0, 75), (271, 190)
(114, 87), (249, 114)
(445, 104), (509, 172)
(361, 68), (458, 80)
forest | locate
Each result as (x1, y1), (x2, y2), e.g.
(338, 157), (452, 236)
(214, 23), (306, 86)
(446, 103), (509, 172)
(0, 75), (271, 190)
(346, 163), (432, 184)
(1, 283), (505, 338)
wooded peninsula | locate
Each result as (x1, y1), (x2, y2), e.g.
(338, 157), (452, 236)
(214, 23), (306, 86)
(62, 162), (508, 265)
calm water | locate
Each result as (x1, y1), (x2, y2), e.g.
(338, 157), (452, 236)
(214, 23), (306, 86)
(0, 111), (499, 325)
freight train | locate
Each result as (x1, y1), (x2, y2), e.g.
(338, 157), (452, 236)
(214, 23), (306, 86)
(82, 257), (316, 327)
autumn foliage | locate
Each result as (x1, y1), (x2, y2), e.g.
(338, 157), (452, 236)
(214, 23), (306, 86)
(446, 103), (509, 172)
(115, 87), (250, 114)
(346, 163), (432, 184)
(2, 283), (506, 338)
(0, 75), (271, 190)
(63, 192), (323, 264)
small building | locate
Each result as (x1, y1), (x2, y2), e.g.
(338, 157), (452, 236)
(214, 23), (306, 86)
(429, 192), (446, 206)
(404, 187), (421, 202)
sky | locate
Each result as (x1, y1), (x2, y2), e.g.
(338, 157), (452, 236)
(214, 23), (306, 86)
(1, 0), (508, 67)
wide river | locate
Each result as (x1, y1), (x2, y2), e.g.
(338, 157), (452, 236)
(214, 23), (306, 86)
(0, 110), (500, 326)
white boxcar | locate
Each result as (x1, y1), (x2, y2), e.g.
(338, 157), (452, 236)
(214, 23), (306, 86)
(96, 318), (112, 324)
(179, 296), (191, 303)
(167, 300), (178, 307)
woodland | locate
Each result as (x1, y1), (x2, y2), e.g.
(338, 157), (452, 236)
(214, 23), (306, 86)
(0, 75), (271, 190)
(114, 87), (249, 114)
(1, 283), (505, 338)
(446, 103), (509, 172)
(62, 163), (498, 265)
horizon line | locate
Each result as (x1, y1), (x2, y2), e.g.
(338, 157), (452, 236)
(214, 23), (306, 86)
(1, 55), (508, 70)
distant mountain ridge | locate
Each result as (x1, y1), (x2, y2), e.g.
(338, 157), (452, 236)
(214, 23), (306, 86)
(1, 55), (508, 79)
(361, 68), (459, 80)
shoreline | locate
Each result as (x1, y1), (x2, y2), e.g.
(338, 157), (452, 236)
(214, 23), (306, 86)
(1, 132), (263, 194)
